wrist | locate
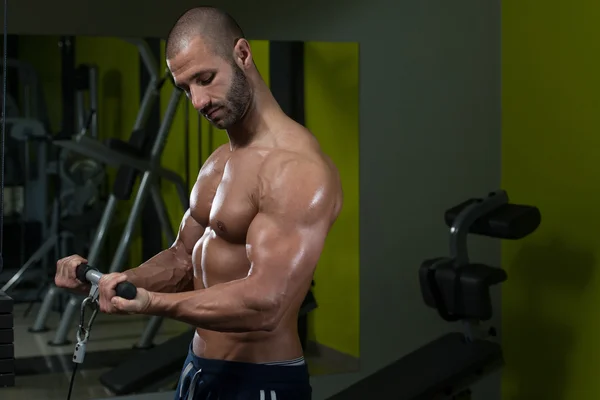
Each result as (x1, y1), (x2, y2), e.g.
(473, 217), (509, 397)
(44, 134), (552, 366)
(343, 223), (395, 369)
(143, 291), (170, 316)
(122, 269), (137, 286)
(143, 291), (158, 315)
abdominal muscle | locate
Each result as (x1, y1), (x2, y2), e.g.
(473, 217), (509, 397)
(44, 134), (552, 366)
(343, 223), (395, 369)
(190, 228), (304, 363)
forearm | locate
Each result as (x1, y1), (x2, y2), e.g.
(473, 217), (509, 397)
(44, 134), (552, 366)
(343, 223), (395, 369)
(144, 279), (280, 332)
(123, 248), (194, 293)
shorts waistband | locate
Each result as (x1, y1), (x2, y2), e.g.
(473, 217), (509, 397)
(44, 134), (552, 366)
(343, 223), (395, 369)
(185, 343), (309, 383)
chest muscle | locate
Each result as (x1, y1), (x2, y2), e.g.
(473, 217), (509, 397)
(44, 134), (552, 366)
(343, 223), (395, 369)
(191, 154), (260, 244)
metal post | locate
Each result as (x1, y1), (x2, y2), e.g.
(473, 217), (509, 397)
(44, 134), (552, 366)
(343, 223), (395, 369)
(150, 184), (176, 245)
(75, 88), (85, 132)
(20, 140), (30, 268)
(28, 287), (57, 333)
(135, 316), (164, 350)
(58, 36), (76, 139)
(133, 184), (177, 349)
(87, 195), (119, 263)
(1, 234), (57, 293)
(148, 89), (182, 160)
(448, 190), (508, 342)
(89, 66), (99, 139)
(108, 174), (152, 274)
(173, 178), (190, 211)
(140, 38), (162, 279)
(124, 38), (159, 131)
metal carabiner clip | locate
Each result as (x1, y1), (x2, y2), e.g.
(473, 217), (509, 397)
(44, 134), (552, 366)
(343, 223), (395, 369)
(77, 297), (99, 344)
(73, 296), (98, 364)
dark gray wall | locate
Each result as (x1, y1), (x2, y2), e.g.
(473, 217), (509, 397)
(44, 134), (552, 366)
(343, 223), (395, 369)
(2, 0), (502, 398)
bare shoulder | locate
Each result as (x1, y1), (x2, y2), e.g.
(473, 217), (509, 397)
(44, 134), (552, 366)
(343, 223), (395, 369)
(197, 144), (231, 178)
(191, 143), (231, 197)
(257, 140), (343, 224)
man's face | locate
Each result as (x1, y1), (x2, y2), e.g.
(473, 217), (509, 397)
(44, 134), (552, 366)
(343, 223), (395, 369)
(168, 37), (252, 130)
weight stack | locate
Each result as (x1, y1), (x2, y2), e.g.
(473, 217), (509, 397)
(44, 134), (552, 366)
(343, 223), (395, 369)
(0, 292), (15, 388)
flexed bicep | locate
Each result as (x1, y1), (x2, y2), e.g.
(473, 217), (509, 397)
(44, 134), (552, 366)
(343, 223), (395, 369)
(244, 156), (340, 320)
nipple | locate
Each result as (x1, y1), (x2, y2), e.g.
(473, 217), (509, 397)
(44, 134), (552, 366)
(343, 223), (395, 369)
(216, 220), (227, 232)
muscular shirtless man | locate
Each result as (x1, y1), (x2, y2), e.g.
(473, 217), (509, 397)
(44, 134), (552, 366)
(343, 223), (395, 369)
(54, 6), (342, 400)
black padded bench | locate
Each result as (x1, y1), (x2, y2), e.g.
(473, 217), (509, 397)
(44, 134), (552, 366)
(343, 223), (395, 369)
(327, 332), (503, 400)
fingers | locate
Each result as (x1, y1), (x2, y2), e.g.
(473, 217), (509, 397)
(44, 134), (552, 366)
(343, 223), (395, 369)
(98, 273), (129, 313)
(110, 296), (129, 313)
(54, 256), (131, 314)
(110, 296), (135, 315)
(110, 288), (149, 315)
(55, 254), (88, 290)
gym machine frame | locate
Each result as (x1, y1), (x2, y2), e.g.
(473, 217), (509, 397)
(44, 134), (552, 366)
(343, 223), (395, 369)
(30, 38), (188, 349)
(1, 62), (101, 298)
(0, 59), (52, 276)
(328, 190), (541, 400)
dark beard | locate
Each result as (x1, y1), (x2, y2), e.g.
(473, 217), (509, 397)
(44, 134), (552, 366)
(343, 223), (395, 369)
(210, 62), (251, 130)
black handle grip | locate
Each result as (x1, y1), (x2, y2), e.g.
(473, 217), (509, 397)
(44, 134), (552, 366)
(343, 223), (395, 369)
(75, 263), (95, 283)
(115, 281), (137, 300)
(75, 263), (137, 300)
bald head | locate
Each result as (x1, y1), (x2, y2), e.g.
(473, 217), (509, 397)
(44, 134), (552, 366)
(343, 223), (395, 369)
(166, 7), (245, 61)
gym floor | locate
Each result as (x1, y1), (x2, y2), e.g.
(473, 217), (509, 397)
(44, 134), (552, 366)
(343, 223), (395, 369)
(4, 302), (188, 400)
(4, 302), (359, 400)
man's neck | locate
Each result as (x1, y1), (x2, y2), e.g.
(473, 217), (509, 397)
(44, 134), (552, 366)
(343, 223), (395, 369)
(226, 81), (283, 150)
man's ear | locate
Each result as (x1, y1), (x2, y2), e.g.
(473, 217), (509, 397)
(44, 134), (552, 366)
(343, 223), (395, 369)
(233, 39), (253, 69)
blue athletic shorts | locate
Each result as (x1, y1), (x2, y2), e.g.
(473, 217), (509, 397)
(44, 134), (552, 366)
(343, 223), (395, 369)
(174, 343), (312, 400)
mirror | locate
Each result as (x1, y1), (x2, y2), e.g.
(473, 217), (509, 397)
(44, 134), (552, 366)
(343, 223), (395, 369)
(0, 34), (359, 398)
